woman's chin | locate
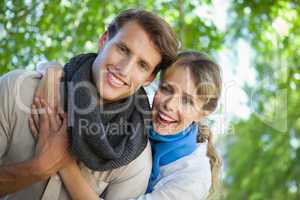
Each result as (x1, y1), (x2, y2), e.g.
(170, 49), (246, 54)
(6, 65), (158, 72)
(153, 124), (177, 136)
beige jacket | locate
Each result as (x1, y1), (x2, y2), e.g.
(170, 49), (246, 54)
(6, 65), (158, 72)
(0, 70), (152, 200)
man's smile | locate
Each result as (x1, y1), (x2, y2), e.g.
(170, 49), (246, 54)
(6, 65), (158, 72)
(106, 68), (129, 88)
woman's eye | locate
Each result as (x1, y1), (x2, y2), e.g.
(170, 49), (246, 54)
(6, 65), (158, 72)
(160, 84), (172, 94)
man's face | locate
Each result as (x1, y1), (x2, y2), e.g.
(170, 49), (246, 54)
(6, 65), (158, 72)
(92, 21), (162, 102)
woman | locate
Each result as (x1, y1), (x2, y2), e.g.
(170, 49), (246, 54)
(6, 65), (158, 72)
(30, 51), (222, 200)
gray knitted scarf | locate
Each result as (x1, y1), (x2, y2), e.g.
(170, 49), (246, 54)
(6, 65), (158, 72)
(63, 53), (150, 171)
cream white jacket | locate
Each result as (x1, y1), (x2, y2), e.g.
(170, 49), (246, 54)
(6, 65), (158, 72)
(131, 142), (211, 200)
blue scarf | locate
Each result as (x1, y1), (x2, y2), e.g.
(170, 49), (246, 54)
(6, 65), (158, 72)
(146, 123), (198, 193)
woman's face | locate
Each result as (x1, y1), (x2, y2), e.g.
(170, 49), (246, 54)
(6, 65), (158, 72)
(152, 63), (207, 135)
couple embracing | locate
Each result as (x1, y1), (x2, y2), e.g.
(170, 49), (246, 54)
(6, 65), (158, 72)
(0, 8), (221, 200)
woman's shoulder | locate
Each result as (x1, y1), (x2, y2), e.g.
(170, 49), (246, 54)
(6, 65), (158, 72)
(190, 142), (210, 164)
(193, 142), (209, 157)
(153, 143), (211, 199)
(174, 142), (209, 165)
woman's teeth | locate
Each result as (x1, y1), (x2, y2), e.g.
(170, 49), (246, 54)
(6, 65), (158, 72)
(158, 112), (176, 123)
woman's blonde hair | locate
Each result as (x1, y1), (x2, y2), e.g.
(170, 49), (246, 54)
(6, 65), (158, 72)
(162, 51), (222, 198)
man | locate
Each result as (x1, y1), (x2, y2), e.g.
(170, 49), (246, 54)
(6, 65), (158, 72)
(0, 9), (178, 200)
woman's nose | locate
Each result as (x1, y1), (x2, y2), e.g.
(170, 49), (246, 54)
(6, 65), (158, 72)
(164, 96), (178, 113)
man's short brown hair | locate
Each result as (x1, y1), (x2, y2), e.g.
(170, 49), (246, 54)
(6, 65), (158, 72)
(107, 8), (178, 75)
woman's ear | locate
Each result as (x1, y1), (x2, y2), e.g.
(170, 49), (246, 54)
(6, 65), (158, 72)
(196, 110), (211, 122)
(98, 31), (109, 50)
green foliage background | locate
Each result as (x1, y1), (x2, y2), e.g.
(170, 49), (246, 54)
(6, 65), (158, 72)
(1, 0), (299, 199)
(223, 1), (300, 199)
(0, 0), (223, 72)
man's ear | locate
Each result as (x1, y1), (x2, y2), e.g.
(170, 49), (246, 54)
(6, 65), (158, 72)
(98, 31), (109, 50)
(142, 73), (156, 86)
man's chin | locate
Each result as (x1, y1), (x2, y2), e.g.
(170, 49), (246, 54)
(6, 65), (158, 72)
(100, 90), (128, 103)
(100, 94), (119, 103)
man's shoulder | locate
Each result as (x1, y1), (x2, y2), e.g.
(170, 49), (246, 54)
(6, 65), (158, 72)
(1, 69), (40, 81)
(0, 69), (41, 114)
(1, 68), (40, 88)
(0, 69), (41, 92)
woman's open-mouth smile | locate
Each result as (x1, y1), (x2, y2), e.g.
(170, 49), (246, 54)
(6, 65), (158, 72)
(156, 110), (178, 126)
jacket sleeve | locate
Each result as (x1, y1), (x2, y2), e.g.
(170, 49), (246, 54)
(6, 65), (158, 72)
(0, 72), (12, 164)
(0, 70), (40, 165)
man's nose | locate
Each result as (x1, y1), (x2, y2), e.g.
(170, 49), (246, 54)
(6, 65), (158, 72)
(116, 57), (135, 77)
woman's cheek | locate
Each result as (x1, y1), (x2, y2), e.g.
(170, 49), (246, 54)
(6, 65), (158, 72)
(152, 91), (162, 108)
(179, 112), (192, 126)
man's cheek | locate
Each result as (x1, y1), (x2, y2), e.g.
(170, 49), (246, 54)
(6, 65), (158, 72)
(138, 76), (149, 86)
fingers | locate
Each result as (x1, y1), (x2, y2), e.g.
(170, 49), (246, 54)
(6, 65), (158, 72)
(56, 114), (62, 128)
(58, 113), (68, 137)
(36, 98), (50, 137)
(33, 97), (45, 114)
(56, 107), (64, 126)
(60, 113), (67, 129)
(47, 105), (60, 132)
(29, 116), (39, 140)
(34, 96), (62, 133)
(60, 113), (67, 127)
(31, 104), (40, 133)
(53, 104), (61, 122)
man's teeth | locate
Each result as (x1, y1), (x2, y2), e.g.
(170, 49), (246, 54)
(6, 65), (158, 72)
(159, 112), (175, 123)
(110, 73), (125, 86)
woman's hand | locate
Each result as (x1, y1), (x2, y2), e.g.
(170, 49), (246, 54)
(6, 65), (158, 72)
(35, 63), (63, 111)
(29, 99), (99, 200)
(29, 97), (72, 179)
